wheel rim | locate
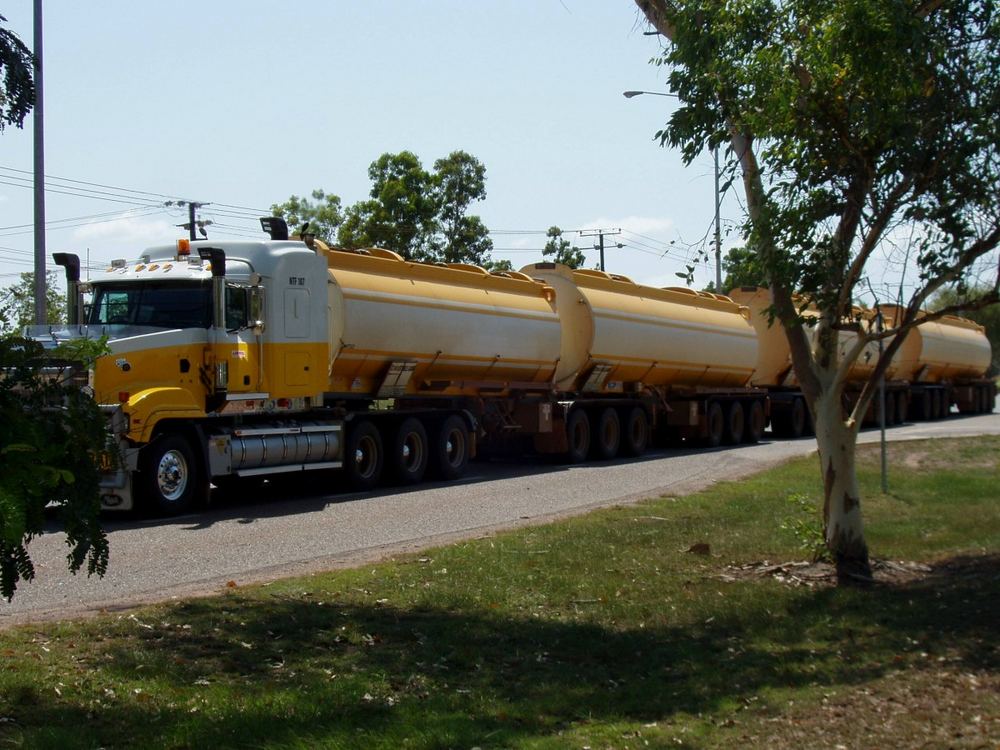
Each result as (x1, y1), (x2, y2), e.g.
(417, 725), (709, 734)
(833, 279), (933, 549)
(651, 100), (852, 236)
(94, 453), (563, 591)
(401, 431), (424, 472)
(444, 428), (466, 467)
(355, 435), (379, 479)
(156, 449), (189, 502)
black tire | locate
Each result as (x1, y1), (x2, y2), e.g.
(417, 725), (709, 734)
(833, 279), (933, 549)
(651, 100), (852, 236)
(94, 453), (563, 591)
(621, 406), (649, 457)
(704, 401), (724, 447)
(930, 389), (942, 420)
(790, 397), (807, 438)
(724, 401), (745, 445)
(389, 417), (429, 485)
(593, 407), (621, 460)
(917, 390), (931, 421)
(744, 400), (765, 444)
(883, 392), (896, 426)
(432, 414), (470, 480)
(345, 419), (383, 491)
(896, 392), (909, 424)
(139, 433), (202, 516)
(564, 408), (590, 463)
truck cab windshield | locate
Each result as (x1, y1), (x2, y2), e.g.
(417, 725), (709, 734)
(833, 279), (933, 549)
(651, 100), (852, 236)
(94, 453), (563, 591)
(89, 282), (212, 328)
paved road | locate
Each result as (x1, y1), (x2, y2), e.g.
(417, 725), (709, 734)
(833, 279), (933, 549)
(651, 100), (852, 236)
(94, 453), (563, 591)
(3, 410), (999, 627)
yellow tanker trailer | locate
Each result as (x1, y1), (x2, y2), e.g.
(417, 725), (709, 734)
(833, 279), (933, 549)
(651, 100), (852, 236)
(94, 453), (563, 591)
(880, 305), (995, 419)
(522, 263), (767, 457)
(727, 287), (995, 435)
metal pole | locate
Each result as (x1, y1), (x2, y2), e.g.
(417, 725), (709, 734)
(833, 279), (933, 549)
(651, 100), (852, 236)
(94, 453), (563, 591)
(598, 232), (606, 272)
(188, 202), (197, 242)
(714, 145), (722, 293)
(33, 0), (46, 325)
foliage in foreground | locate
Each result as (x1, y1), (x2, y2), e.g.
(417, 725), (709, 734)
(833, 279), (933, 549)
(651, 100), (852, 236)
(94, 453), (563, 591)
(0, 335), (108, 600)
(0, 437), (997, 748)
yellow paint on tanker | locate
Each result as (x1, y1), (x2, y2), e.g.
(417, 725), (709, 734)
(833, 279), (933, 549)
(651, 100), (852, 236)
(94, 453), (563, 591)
(881, 305), (991, 382)
(728, 287), (883, 387)
(324, 249), (562, 396)
(523, 264), (758, 391)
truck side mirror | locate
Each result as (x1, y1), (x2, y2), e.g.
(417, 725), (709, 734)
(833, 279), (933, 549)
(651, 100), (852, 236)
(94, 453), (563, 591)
(250, 286), (265, 335)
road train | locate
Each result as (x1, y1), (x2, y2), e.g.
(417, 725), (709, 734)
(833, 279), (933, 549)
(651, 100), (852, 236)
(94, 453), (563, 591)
(31, 218), (995, 515)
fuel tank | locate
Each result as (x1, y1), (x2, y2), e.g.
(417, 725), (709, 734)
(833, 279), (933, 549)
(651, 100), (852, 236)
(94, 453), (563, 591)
(880, 305), (991, 383)
(522, 264), (758, 392)
(324, 248), (562, 396)
(727, 287), (882, 387)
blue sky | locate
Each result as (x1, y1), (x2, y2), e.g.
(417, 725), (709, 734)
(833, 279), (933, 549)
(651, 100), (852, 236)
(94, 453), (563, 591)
(1, 1), (742, 291)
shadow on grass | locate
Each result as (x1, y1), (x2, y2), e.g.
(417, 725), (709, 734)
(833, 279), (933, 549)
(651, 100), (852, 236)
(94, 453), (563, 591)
(4, 555), (998, 748)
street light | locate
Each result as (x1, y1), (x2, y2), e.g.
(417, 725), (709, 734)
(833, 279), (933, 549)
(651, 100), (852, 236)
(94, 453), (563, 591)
(623, 90), (723, 292)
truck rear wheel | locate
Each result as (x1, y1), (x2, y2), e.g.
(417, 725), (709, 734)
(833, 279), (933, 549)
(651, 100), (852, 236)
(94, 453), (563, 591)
(433, 415), (470, 480)
(593, 407), (621, 460)
(896, 392), (909, 424)
(389, 417), (428, 485)
(790, 397), (807, 438)
(345, 419), (383, 491)
(139, 433), (202, 516)
(744, 400), (765, 444)
(564, 409), (590, 464)
(883, 392), (897, 426)
(621, 406), (649, 457)
(704, 401), (724, 448)
(724, 401), (745, 444)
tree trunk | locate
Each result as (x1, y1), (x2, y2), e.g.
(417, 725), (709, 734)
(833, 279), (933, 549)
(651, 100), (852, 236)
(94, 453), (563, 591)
(812, 391), (873, 584)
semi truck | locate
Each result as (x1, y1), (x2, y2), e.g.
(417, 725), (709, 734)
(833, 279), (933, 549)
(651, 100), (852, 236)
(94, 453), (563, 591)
(34, 218), (769, 515)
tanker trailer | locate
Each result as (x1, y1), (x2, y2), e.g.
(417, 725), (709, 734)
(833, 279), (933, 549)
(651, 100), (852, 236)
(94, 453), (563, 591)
(521, 263), (766, 458)
(319, 241), (565, 487)
(727, 287), (904, 436)
(880, 305), (995, 418)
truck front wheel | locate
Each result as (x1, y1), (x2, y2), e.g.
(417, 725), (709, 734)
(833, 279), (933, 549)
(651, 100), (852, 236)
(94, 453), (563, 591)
(139, 434), (202, 516)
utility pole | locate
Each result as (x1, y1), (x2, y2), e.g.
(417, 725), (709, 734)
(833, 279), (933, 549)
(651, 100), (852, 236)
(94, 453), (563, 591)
(578, 228), (622, 272)
(33, 0), (46, 325)
(172, 200), (209, 240)
(713, 146), (722, 292)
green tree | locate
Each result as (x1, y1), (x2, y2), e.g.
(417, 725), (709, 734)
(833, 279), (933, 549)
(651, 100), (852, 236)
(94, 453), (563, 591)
(0, 13), (34, 131)
(0, 335), (109, 599)
(433, 151), (494, 265)
(542, 226), (586, 269)
(0, 271), (66, 333)
(281, 151), (505, 267)
(269, 190), (343, 244)
(637, 0), (1000, 580)
(718, 246), (765, 293)
(338, 151), (439, 260)
(931, 286), (1000, 377)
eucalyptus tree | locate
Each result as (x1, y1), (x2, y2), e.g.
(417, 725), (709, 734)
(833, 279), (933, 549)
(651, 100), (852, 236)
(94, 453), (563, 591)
(636, 0), (1000, 580)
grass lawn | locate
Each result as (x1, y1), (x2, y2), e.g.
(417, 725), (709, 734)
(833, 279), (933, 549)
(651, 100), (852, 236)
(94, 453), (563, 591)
(1, 437), (998, 749)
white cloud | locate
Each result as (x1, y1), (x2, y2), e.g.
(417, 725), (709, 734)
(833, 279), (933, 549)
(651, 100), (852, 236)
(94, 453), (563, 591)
(72, 214), (177, 246)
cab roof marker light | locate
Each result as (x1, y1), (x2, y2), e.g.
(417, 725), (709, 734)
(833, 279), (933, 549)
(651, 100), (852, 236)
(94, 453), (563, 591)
(176, 239), (191, 257)
(111, 259), (127, 268)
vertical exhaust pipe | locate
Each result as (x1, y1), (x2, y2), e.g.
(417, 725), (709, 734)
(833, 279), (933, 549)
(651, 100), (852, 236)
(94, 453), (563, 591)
(52, 252), (81, 325)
